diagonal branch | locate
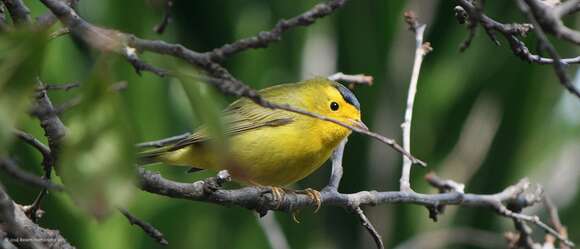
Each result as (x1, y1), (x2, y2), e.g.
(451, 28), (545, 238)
(0, 158), (62, 191)
(118, 208), (168, 246)
(454, 0), (580, 98)
(1, 0), (31, 25)
(206, 0), (347, 62)
(353, 207), (383, 249)
(518, 0), (580, 98)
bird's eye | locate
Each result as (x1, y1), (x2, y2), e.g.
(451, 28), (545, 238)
(330, 101), (340, 111)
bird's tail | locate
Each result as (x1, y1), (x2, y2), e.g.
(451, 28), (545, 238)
(137, 147), (169, 165)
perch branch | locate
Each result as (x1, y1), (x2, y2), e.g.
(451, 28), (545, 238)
(137, 168), (573, 246)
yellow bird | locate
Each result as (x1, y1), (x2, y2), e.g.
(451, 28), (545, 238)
(139, 77), (366, 200)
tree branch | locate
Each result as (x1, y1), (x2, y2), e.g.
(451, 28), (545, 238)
(352, 207), (383, 249)
(206, 0), (347, 62)
(0, 158), (62, 191)
(518, 0), (580, 98)
(118, 208), (168, 246)
(454, 0), (580, 97)
(323, 138), (347, 192)
(1, 0), (31, 25)
(400, 11), (432, 192)
(0, 185), (73, 249)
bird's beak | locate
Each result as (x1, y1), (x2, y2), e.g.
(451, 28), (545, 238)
(350, 119), (369, 131)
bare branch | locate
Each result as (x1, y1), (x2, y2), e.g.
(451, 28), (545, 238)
(136, 132), (191, 148)
(327, 72), (374, 86)
(0, 185), (74, 249)
(518, 0), (580, 98)
(455, 0), (580, 97)
(0, 158), (62, 191)
(323, 138), (347, 192)
(400, 11), (432, 192)
(37, 82), (80, 92)
(119, 208), (168, 246)
(206, 0), (347, 62)
(1, 0), (31, 25)
(525, 0), (580, 45)
(353, 207), (383, 249)
(554, 0), (580, 17)
(152, 0), (172, 34)
(14, 130), (51, 160)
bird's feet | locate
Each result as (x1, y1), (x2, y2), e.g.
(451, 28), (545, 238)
(268, 186), (286, 208)
(294, 188), (322, 213)
(266, 187), (322, 223)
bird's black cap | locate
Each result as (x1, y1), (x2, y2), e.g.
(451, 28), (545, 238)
(334, 83), (361, 110)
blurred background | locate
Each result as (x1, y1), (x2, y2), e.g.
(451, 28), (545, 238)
(2, 0), (580, 248)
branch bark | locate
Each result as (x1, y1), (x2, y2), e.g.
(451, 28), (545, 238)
(0, 185), (74, 249)
(400, 11), (431, 192)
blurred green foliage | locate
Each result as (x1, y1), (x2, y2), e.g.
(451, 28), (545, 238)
(1, 1), (579, 249)
(0, 30), (47, 151)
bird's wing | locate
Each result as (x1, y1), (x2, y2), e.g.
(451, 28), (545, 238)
(166, 99), (295, 151)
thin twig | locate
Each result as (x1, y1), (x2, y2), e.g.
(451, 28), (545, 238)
(206, 0), (348, 62)
(327, 72), (373, 86)
(455, 0), (580, 97)
(153, 0), (172, 34)
(49, 27), (69, 40)
(119, 207), (168, 246)
(37, 82), (80, 92)
(137, 132), (192, 148)
(0, 158), (62, 191)
(323, 138), (347, 192)
(400, 11), (432, 192)
(353, 207), (384, 249)
(518, 0), (580, 98)
(14, 130), (51, 159)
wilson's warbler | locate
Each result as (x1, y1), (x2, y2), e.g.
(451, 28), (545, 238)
(139, 77), (366, 195)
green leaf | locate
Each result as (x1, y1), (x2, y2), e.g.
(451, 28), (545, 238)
(0, 30), (48, 152)
(59, 56), (136, 219)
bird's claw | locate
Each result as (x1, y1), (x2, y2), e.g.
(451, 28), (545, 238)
(269, 186), (285, 208)
(296, 188), (322, 213)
